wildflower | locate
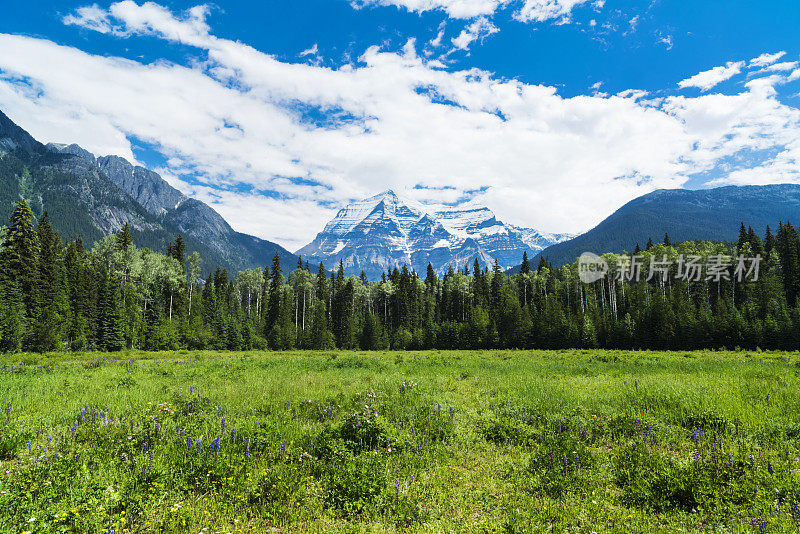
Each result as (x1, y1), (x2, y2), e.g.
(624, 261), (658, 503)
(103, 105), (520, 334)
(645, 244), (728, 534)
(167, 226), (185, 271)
(245, 438), (251, 465)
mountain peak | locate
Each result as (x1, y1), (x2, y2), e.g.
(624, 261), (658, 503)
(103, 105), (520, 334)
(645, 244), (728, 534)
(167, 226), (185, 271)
(0, 110), (44, 154)
(297, 191), (570, 278)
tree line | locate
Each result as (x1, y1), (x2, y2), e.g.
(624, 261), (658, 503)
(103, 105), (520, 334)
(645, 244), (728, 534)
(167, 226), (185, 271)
(1, 198), (799, 353)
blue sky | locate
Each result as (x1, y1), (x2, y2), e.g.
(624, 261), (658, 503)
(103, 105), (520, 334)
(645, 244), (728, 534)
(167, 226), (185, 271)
(1, 0), (799, 250)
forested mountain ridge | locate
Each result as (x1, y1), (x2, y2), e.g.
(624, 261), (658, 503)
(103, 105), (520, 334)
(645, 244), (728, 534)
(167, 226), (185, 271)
(0, 109), (296, 272)
(530, 184), (800, 268)
(1, 193), (798, 353)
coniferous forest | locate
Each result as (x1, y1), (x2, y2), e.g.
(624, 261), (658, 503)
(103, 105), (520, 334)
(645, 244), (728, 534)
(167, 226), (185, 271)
(1, 198), (800, 353)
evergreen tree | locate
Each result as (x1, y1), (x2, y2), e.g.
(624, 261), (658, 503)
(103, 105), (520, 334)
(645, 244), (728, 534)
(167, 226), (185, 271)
(663, 233), (671, 247)
(765, 225), (776, 256)
(117, 222), (134, 250)
(266, 253), (282, 337)
(0, 199), (40, 318)
(737, 222), (748, 252)
(99, 269), (124, 351)
(30, 212), (66, 351)
(521, 251), (531, 274)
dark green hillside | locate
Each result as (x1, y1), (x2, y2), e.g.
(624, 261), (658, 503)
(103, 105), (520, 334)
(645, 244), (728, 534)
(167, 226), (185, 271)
(533, 184), (800, 266)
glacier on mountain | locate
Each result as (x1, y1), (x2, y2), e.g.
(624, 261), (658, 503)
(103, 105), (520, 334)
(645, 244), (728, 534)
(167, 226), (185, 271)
(297, 190), (572, 278)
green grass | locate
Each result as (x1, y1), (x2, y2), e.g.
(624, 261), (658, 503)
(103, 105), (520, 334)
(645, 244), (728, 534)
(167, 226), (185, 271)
(2, 349), (800, 533)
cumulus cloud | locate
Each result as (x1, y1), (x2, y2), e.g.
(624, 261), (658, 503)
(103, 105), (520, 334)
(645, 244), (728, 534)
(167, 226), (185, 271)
(450, 17), (498, 50)
(514, 0), (593, 23)
(678, 61), (745, 91)
(351, 0), (593, 23)
(2, 2), (800, 251)
(749, 51), (786, 68)
(350, 0), (508, 19)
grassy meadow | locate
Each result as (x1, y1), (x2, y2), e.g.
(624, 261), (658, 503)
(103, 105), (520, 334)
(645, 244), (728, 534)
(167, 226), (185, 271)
(1, 349), (800, 533)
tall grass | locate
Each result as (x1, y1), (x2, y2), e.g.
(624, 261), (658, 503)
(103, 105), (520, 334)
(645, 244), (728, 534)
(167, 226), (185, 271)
(1, 349), (799, 532)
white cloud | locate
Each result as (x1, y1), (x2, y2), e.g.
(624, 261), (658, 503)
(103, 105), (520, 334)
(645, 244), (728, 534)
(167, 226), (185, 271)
(300, 44), (319, 57)
(678, 61), (745, 92)
(350, 0), (508, 19)
(514, 0), (592, 23)
(451, 17), (498, 50)
(761, 61), (799, 73)
(749, 51), (786, 68)
(351, 0), (593, 23)
(2, 2), (800, 251)
(63, 4), (114, 33)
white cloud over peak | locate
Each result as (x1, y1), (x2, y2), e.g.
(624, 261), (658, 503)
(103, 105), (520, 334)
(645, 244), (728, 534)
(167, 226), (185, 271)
(2, 2), (800, 251)
(678, 61), (745, 91)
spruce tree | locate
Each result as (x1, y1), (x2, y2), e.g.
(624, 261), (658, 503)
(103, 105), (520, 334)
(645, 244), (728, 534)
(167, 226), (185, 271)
(764, 225), (776, 256)
(0, 199), (40, 318)
(31, 212), (65, 351)
(663, 233), (671, 247)
(737, 222), (748, 253)
(521, 251), (531, 274)
(117, 222), (134, 250)
(266, 253), (282, 336)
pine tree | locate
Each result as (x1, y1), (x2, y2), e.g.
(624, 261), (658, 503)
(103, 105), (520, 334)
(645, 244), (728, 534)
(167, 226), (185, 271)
(30, 212), (66, 351)
(537, 256), (548, 272)
(99, 269), (124, 351)
(0, 199), (40, 318)
(663, 233), (671, 247)
(764, 225), (776, 256)
(521, 251), (531, 274)
(646, 237), (654, 250)
(747, 226), (764, 256)
(117, 222), (134, 250)
(737, 222), (748, 253)
(266, 253), (282, 336)
(172, 234), (186, 271)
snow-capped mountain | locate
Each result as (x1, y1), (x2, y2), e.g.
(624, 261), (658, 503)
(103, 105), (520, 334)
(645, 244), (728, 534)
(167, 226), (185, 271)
(296, 190), (572, 278)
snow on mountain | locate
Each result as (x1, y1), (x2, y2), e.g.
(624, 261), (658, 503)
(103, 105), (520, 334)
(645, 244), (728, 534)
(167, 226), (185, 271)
(297, 190), (572, 278)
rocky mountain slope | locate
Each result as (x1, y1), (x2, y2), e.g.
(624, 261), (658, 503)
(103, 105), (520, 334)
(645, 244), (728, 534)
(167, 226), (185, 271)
(297, 190), (572, 278)
(0, 109), (296, 274)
